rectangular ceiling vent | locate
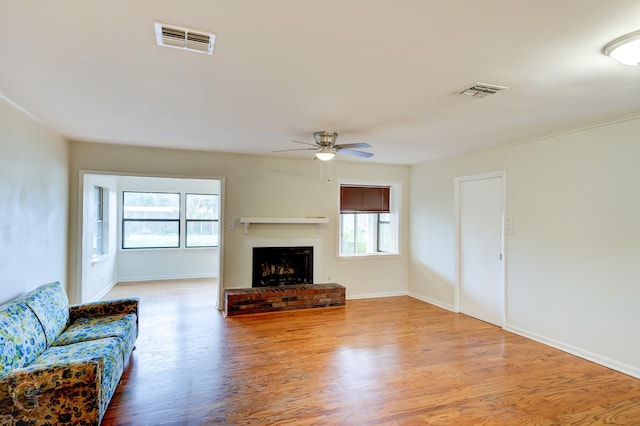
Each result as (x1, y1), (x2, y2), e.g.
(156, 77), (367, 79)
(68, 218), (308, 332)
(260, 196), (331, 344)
(154, 22), (216, 55)
(456, 83), (508, 98)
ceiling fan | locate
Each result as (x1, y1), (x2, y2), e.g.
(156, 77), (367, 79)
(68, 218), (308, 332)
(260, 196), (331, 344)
(274, 131), (374, 161)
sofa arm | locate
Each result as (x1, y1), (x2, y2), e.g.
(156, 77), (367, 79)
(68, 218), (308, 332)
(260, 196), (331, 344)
(70, 298), (139, 321)
(70, 298), (139, 336)
(70, 298), (139, 339)
(0, 359), (102, 424)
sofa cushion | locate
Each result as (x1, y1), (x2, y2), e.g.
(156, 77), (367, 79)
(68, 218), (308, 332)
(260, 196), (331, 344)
(31, 337), (126, 416)
(52, 313), (138, 362)
(0, 301), (48, 376)
(22, 281), (69, 346)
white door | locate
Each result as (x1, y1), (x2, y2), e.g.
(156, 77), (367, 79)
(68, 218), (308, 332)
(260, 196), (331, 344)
(458, 175), (504, 326)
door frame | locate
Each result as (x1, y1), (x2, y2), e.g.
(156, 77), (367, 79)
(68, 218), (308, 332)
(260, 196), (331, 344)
(76, 170), (226, 310)
(453, 171), (506, 326)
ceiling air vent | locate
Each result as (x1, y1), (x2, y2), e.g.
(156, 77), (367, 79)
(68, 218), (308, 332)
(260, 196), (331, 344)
(154, 22), (216, 55)
(456, 83), (508, 98)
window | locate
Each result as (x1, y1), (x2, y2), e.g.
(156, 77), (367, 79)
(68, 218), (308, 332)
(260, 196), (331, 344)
(122, 192), (180, 249)
(93, 186), (106, 257)
(339, 184), (398, 256)
(185, 193), (219, 247)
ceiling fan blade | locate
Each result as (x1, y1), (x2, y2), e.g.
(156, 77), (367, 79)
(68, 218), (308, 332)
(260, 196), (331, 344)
(335, 142), (372, 149)
(292, 140), (318, 147)
(338, 149), (374, 158)
(272, 147), (317, 153)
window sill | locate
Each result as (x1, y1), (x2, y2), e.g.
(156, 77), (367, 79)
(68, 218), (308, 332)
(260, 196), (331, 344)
(337, 252), (400, 260)
(120, 246), (219, 252)
(91, 254), (111, 265)
(185, 246), (220, 250)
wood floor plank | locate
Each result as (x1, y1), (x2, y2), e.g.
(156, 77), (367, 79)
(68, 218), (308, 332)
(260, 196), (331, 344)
(101, 279), (640, 425)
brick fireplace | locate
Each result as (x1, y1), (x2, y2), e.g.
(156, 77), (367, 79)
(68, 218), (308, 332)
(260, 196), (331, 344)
(223, 238), (346, 316)
(224, 283), (345, 316)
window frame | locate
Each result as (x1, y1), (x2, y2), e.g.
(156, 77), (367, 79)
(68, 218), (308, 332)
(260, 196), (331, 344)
(185, 193), (220, 248)
(121, 191), (181, 250)
(338, 182), (399, 258)
(92, 186), (105, 258)
(377, 212), (392, 253)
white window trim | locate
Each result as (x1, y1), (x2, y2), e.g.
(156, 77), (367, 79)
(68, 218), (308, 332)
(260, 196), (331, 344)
(91, 253), (112, 265)
(336, 179), (401, 259)
(92, 186), (109, 261)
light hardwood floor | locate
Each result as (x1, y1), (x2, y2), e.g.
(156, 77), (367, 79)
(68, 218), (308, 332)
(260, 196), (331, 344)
(101, 279), (640, 425)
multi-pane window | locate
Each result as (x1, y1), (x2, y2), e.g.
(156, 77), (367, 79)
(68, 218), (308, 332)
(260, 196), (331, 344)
(339, 184), (398, 256)
(93, 186), (105, 257)
(185, 194), (219, 247)
(122, 192), (180, 249)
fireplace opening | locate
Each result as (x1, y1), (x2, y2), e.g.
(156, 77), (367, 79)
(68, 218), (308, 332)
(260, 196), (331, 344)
(252, 246), (313, 287)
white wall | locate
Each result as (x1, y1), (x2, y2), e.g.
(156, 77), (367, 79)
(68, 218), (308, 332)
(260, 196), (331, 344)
(409, 117), (640, 378)
(0, 97), (68, 304)
(69, 142), (409, 303)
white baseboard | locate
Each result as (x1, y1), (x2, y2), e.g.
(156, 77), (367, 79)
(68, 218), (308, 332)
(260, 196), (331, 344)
(117, 273), (217, 283)
(505, 324), (640, 380)
(408, 292), (456, 312)
(90, 280), (117, 303)
(402, 294), (639, 379)
(347, 290), (408, 300)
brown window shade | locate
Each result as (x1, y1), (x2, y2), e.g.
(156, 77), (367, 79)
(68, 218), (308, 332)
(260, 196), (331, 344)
(340, 185), (390, 213)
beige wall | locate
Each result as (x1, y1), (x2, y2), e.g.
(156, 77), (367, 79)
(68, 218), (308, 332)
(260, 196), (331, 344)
(69, 142), (409, 303)
(409, 117), (640, 378)
(0, 98), (69, 304)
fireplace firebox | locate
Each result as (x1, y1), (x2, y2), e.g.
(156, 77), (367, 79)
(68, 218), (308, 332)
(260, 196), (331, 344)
(252, 246), (313, 287)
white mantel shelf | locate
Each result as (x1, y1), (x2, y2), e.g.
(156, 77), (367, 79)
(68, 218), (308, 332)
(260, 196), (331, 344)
(239, 217), (329, 234)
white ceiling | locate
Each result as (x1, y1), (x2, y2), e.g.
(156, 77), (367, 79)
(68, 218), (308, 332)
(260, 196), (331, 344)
(2, 1), (640, 165)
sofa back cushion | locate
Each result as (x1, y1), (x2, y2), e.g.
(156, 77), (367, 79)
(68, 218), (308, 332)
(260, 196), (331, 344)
(22, 281), (70, 346)
(0, 300), (48, 375)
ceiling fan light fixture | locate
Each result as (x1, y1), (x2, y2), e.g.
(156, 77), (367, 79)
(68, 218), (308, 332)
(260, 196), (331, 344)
(603, 30), (640, 66)
(315, 146), (336, 161)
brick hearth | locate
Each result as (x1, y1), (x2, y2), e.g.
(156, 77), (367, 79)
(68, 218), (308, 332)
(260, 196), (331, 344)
(224, 283), (345, 316)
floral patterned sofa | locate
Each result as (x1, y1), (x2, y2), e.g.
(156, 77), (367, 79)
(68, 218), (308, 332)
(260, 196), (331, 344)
(0, 281), (138, 425)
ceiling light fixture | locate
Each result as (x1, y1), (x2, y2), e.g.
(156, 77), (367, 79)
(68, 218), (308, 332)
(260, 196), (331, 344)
(603, 30), (640, 66)
(315, 146), (336, 161)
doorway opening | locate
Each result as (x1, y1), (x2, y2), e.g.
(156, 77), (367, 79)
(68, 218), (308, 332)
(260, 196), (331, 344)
(78, 173), (224, 309)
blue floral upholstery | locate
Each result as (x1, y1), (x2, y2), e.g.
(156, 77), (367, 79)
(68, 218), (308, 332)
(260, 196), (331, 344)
(0, 301), (47, 375)
(0, 281), (138, 425)
(53, 313), (138, 365)
(22, 281), (70, 346)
